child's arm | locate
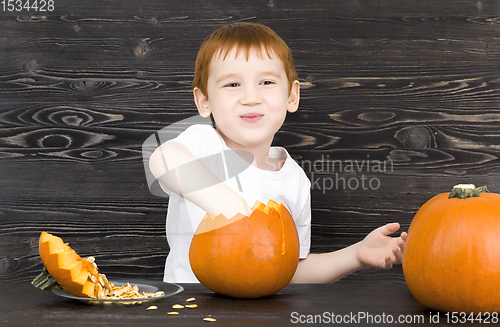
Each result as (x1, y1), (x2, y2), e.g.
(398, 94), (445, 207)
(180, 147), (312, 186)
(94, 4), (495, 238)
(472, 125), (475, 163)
(290, 223), (407, 283)
(149, 140), (252, 218)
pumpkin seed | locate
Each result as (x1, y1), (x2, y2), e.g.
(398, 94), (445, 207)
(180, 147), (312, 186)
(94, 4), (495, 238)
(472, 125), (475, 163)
(185, 304), (198, 308)
(167, 312), (179, 315)
(203, 317), (216, 322)
(97, 288), (106, 299)
(98, 275), (105, 287)
(146, 305), (157, 310)
(186, 297), (196, 302)
(172, 304), (184, 309)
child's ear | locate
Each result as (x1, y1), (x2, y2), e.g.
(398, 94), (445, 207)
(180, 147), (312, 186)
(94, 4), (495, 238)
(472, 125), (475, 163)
(286, 80), (300, 113)
(193, 87), (212, 117)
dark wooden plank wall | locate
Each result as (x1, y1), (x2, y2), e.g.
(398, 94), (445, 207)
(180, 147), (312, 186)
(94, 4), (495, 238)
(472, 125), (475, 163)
(1, 0), (499, 283)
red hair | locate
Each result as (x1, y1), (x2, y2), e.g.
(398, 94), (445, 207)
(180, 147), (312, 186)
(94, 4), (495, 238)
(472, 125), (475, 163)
(192, 22), (297, 96)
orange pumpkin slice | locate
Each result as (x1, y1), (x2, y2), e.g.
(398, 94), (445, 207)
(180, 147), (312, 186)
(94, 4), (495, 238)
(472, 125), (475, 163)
(38, 231), (101, 298)
(189, 199), (300, 298)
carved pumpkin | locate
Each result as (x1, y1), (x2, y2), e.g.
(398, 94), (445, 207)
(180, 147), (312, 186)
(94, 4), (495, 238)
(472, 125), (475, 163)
(37, 231), (104, 298)
(403, 184), (500, 314)
(189, 200), (300, 298)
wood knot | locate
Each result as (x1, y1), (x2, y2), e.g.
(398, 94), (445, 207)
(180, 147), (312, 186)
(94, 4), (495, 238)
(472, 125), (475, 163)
(17, 15), (47, 22)
(0, 257), (21, 274)
(394, 126), (435, 149)
(0, 258), (10, 273)
(47, 108), (93, 126)
(33, 107), (122, 127)
(80, 150), (104, 159)
(72, 80), (103, 92)
(38, 134), (73, 148)
(134, 42), (150, 56)
(358, 111), (396, 122)
(24, 60), (38, 73)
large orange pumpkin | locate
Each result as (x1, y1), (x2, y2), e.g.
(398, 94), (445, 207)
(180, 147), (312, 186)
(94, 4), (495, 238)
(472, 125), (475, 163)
(189, 199), (300, 298)
(37, 231), (104, 298)
(403, 184), (500, 314)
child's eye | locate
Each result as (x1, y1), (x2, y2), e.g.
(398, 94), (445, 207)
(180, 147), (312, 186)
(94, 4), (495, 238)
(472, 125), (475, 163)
(261, 80), (275, 85)
(224, 83), (240, 88)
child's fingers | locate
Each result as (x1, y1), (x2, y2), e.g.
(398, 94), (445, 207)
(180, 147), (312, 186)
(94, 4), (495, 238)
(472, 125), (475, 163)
(377, 222), (400, 236)
(393, 245), (403, 264)
(398, 232), (407, 254)
(383, 256), (393, 269)
(397, 235), (406, 247)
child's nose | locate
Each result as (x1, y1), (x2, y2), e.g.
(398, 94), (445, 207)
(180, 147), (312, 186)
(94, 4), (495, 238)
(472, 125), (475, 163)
(240, 86), (262, 105)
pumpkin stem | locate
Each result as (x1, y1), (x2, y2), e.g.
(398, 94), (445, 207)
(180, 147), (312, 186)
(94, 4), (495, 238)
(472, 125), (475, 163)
(449, 184), (489, 199)
(31, 266), (62, 292)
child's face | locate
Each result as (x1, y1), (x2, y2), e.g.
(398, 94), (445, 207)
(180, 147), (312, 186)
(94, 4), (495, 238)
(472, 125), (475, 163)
(194, 46), (299, 151)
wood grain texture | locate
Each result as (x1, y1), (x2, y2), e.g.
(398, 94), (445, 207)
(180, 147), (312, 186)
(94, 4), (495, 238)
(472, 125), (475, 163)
(0, 280), (429, 326)
(1, 0), (499, 283)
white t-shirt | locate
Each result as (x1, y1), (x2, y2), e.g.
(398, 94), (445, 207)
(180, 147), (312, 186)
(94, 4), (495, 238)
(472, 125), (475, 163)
(160, 124), (311, 283)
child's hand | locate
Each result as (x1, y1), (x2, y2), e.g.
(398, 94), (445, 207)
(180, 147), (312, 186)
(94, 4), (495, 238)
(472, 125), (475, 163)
(357, 223), (407, 269)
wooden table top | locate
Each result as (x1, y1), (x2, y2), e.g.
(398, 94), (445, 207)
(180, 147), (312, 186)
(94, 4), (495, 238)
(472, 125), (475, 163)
(1, 278), (457, 326)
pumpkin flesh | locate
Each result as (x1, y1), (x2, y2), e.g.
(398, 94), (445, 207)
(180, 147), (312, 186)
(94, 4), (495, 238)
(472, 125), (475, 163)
(189, 200), (300, 298)
(403, 186), (500, 314)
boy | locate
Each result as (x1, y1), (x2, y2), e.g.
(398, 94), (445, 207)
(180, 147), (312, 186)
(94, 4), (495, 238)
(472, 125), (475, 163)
(149, 22), (406, 283)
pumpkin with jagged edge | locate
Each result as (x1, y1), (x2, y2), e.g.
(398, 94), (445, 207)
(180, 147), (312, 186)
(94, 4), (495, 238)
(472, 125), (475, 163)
(38, 231), (104, 298)
(189, 199), (300, 298)
(403, 184), (500, 314)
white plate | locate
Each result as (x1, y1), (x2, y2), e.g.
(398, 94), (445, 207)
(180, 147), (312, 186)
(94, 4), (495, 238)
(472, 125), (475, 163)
(52, 280), (183, 305)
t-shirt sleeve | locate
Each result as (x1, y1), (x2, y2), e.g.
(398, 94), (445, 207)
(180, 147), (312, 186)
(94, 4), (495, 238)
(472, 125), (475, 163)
(170, 124), (220, 158)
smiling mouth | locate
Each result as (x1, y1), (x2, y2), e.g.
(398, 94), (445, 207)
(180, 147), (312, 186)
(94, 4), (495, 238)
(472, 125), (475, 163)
(240, 113), (263, 123)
